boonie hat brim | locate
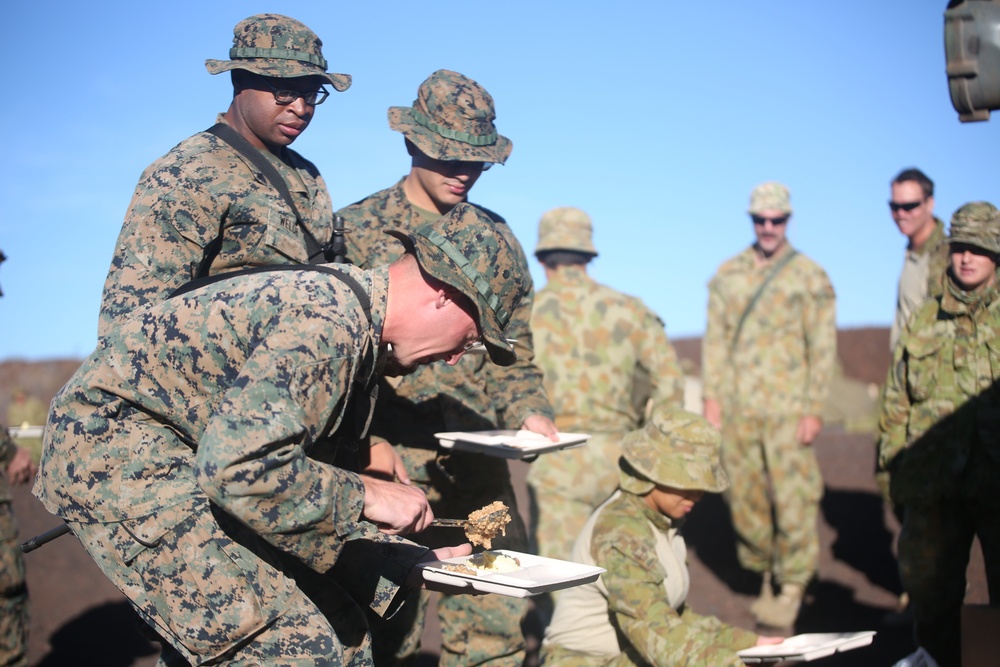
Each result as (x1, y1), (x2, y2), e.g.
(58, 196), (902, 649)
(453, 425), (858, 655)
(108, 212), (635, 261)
(388, 107), (512, 165)
(206, 59), (352, 92)
(385, 230), (516, 367)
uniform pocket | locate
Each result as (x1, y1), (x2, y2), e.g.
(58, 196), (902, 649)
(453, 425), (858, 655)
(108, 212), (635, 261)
(127, 508), (295, 660)
(905, 335), (945, 402)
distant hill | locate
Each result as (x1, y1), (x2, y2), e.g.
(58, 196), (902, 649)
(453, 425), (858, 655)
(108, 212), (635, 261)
(0, 326), (892, 424)
(673, 326), (891, 386)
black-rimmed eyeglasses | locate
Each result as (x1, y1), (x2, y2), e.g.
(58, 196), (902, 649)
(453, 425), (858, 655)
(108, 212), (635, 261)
(259, 77), (329, 106)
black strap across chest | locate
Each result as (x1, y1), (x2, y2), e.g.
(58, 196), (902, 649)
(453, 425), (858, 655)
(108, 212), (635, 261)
(197, 123), (330, 275)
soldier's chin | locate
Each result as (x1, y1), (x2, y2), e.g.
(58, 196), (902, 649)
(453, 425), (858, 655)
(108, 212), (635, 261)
(382, 356), (418, 377)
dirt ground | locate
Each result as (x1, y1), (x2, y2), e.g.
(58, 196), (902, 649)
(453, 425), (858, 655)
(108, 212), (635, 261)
(4, 328), (989, 665)
(13, 423), (988, 666)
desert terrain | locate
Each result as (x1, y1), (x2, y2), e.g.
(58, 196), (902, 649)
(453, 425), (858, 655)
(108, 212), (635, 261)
(1, 327), (988, 666)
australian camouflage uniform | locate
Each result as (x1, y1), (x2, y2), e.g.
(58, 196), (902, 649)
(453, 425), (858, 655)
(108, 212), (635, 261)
(33, 263), (438, 665)
(877, 201), (1000, 667)
(702, 242), (836, 588)
(528, 264), (684, 563)
(541, 410), (758, 667)
(337, 69), (551, 667)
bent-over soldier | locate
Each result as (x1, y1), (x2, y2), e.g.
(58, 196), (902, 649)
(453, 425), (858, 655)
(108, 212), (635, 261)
(34, 205), (525, 665)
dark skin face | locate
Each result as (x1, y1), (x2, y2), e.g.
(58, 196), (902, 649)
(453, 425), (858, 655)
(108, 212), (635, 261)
(224, 73), (327, 154)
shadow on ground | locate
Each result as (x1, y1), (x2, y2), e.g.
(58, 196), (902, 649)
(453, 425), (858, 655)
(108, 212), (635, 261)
(34, 601), (158, 667)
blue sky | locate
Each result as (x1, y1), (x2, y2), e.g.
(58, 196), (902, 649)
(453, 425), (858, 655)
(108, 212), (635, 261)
(2, 1), (997, 361)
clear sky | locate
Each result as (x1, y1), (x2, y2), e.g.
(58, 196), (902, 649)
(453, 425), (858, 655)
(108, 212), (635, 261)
(2, 1), (997, 361)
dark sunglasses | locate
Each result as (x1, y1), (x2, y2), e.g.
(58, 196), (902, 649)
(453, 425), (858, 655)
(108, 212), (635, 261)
(889, 200), (924, 213)
(751, 214), (789, 226)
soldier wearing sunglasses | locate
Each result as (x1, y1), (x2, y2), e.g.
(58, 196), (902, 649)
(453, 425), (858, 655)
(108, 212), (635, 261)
(701, 182), (836, 630)
(889, 168), (949, 351)
(98, 14), (351, 337)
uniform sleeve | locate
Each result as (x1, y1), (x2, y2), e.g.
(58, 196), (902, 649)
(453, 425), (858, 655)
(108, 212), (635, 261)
(637, 306), (685, 409)
(876, 331), (913, 476)
(486, 249), (554, 429)
(594, 525), (753, 666)
(99, 167), (220, 336)
(0, 429), (15, 467)
(701, 275), (729, 402)
(802, 265), (837, 416)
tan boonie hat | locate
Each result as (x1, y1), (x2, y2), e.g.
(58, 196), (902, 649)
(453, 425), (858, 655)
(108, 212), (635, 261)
(206, 14), (351, 92)
(949, 201), (1000, 255)
(386, 203), (527, 366)
(389, 69), (512, 164)
(748, 182), (793, 215)
(535, 207), (598, 257)
(619, 407), (729, 495)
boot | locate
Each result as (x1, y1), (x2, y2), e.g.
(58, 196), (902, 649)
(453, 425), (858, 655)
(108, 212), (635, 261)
(749, 572), (773, 617)
(754, 582), (804, 628)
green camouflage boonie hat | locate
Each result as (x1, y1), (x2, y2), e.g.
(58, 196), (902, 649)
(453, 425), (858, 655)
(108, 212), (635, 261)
(205, 14), (351, 92)
(535, 207), (599, 257)
(748, 181), (793, 215)
(619, 407), (729, 495)
(386, 203), (527, 366)
(388, 69), (512, 165)
(949, 201), (1000, 255)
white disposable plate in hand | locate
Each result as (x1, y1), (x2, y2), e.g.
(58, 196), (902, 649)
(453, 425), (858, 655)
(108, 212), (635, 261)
(419, 550), (605, 598)
(738, 631), (876, 663)
(435, 430), (590, 459)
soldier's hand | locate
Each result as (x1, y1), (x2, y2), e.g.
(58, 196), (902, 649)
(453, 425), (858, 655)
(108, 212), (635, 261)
(796, 415), (823, 445)
(408, 543), (488, 594)
(703, 398), (722, 428)
(522, 415), (559, 442)
(6, 446), (36, 486)
(360, 475), (432, 535)
(366, 440), (410, 484)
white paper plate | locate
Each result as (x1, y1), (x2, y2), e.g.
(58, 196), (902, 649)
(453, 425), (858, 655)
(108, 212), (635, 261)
(419, 550), (605, 598)
(738, 631), (876, 663)
(435, 430), (590, 459)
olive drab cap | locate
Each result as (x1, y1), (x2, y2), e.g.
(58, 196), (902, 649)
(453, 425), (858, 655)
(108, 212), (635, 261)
(205, 14), (352, 91)
(388, 69), (512, 164)
(386, 203), (527, 366)
(619, 408), (729, 495)
(949, 201), (1000, 254)
(748, 181), (793, 215)
(535, 207), (598, 257)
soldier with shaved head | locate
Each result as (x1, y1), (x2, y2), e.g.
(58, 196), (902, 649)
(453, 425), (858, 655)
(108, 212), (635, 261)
(34, 205), (528, 665)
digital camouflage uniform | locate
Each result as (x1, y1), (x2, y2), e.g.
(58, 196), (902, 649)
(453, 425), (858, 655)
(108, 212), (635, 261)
(702, 195), (836, 591)
(527, 207), (684, 562)
(541, 410), (758, 667)
(36, 264), (414, 665)
(877, 202), (1000, 667)
(337, 70), (552, 667)
(98, 13), (351, 338)
(0, 431), (27, 667)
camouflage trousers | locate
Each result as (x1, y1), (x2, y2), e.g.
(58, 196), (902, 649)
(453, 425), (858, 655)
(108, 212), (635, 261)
(540, 643), (743, 667)
(71, 503), (373, 666)
(526, 432), (623, 562)
(720, 415), (822, 586)
(898, 495), (1000, 667)
(368, 448), (527, 667)
(0, 502), (27, 667)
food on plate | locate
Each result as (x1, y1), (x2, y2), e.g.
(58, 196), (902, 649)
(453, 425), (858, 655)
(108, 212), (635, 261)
(468, 550), (521, 573)
(464, 501), (511, 548)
